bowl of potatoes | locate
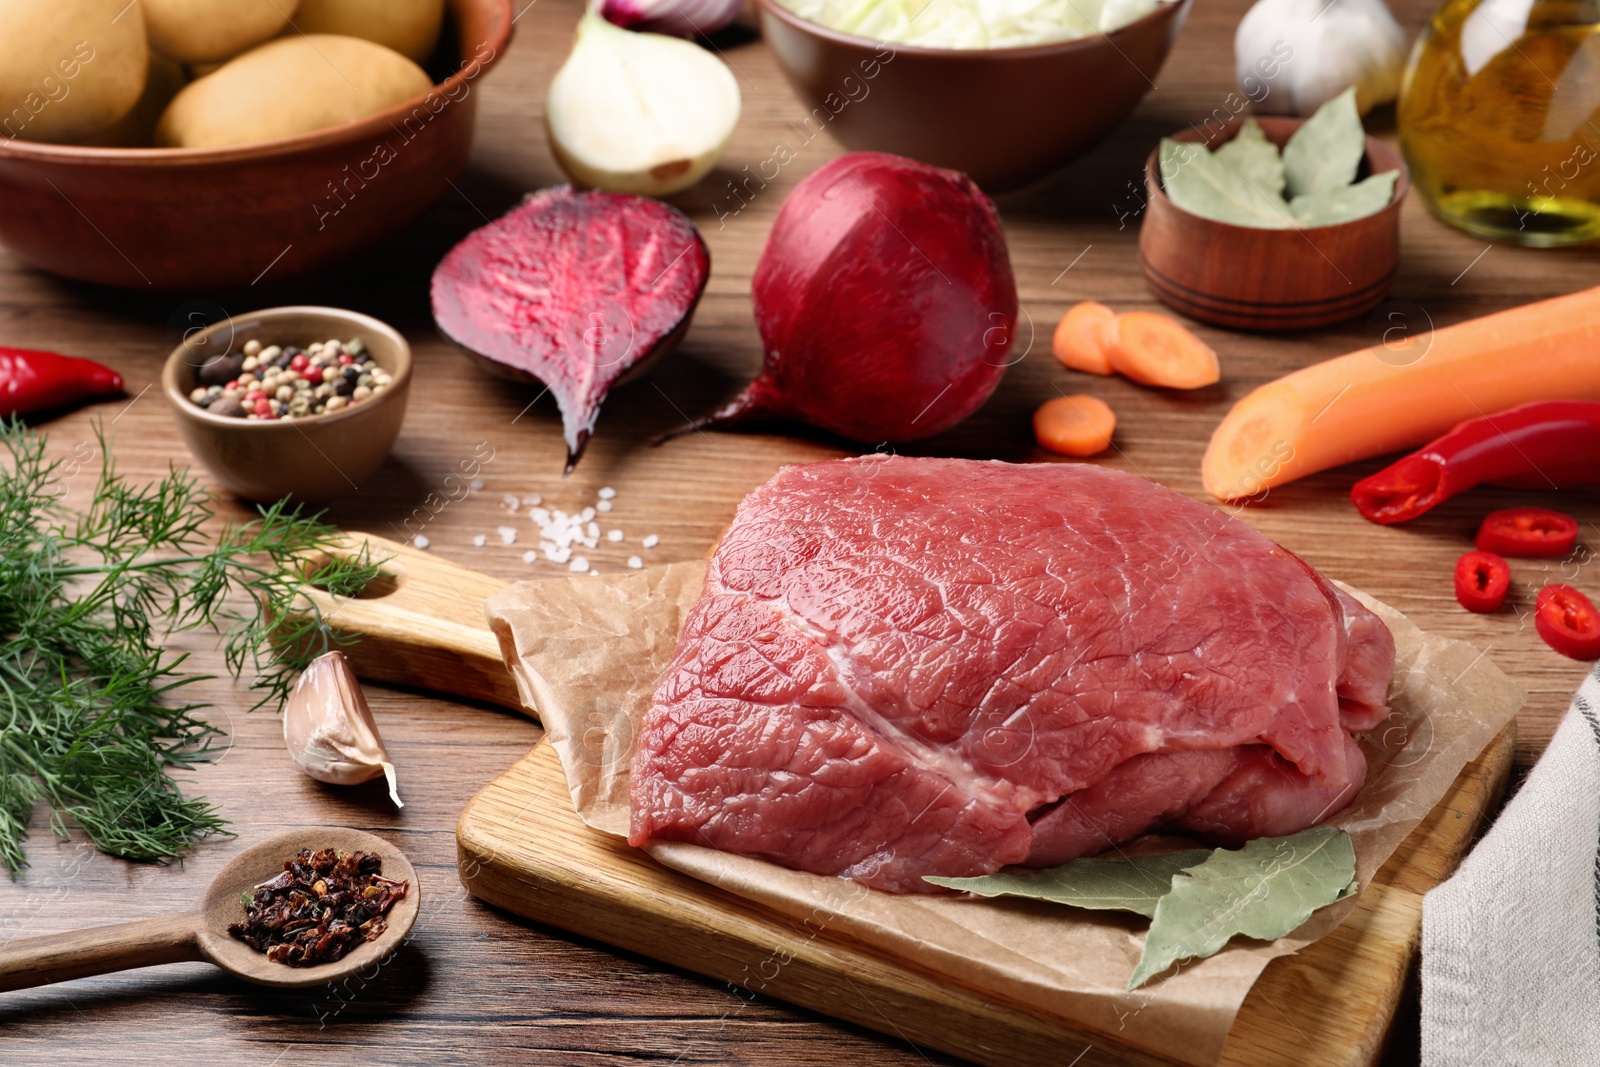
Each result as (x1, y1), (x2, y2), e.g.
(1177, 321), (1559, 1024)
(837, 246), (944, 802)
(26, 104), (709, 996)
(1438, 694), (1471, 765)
(0, 0), (512, 288)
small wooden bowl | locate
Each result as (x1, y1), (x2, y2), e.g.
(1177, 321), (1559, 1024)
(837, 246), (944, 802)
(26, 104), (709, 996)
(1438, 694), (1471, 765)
(0, 0), (511, 289)
(1138, 116), (1408, 331)
(163, 306), (412, 503)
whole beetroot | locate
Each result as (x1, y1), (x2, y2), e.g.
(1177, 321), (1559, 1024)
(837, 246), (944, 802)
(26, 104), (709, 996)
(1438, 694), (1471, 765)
(704, 152), (1017, 443)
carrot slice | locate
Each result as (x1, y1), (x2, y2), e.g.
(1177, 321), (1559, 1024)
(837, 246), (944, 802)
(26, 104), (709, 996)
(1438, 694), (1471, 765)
(1034, 395), (1116, 457)
(1052, 302), (1116, 375)
(1104, 312), (1221, 390)
(1202, 285), (1600, 502)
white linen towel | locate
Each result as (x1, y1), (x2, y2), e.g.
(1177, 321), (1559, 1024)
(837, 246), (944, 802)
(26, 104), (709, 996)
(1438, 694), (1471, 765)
(1423, 664), (1600, 1066)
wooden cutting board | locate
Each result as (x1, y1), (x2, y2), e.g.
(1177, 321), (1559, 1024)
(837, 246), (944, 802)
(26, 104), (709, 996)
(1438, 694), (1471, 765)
(302, 534), (1516, 1067)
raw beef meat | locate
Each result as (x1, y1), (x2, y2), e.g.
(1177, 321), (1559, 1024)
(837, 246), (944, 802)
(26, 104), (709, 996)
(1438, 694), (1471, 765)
(629, 457), (1395, 893)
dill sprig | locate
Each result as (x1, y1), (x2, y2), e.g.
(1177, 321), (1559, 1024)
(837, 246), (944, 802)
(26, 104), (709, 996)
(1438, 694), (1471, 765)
(0, 419), (381, 876)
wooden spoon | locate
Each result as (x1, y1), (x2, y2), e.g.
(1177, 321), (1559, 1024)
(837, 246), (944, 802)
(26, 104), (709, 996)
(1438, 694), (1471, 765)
(0, 826), (419, 993)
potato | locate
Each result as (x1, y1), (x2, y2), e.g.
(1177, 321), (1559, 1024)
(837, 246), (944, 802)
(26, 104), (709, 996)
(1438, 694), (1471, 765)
(87, 53), (188, 147)
(0, 0), (149, 144)
(142, 0), (302, 64)
(291, 0), (445, 64)
(155, 35), (432, 149)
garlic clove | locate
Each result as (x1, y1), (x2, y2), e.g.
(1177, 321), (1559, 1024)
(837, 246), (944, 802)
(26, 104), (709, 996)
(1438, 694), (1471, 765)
(1234, 0), (1409, 117)
(284, 650), (403, 808)
(546, 10), (740, 197)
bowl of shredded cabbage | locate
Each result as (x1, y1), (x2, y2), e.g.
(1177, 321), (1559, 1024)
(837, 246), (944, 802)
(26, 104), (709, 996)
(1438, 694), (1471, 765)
(755, 0), (1191, 189)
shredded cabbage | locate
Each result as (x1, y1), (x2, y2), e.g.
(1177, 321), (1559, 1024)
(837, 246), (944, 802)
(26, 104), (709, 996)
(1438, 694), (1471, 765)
(778, 0), (1166, 48)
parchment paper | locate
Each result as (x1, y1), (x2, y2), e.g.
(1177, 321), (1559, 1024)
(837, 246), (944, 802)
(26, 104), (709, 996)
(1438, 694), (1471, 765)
(486, 564), (1524, 1066)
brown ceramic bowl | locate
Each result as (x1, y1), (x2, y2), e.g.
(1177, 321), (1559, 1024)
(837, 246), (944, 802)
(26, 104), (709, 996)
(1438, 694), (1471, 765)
(0, 0), (512, 289)
(753, 0), (1191, 190)
(1138, 116), (1409, 331)
(163, 306), (412, 503)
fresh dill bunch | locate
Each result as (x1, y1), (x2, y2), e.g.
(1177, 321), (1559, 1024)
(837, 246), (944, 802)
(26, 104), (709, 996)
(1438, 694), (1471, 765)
(0, 419), (381, 876)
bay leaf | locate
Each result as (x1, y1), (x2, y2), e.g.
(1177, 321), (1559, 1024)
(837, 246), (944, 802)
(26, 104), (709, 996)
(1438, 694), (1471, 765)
(1290, 170), (1400, 227)
(1160, 137), (1295, 230)
(925, 849), (1211, 917)
(1213, 118), (1285, 198)
(1128, 826), (1359, 990)
(1282, 87), (1366, 198)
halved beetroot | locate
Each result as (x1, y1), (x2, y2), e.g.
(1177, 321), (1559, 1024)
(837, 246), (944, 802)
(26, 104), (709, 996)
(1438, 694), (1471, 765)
(431, 186), (710, 471)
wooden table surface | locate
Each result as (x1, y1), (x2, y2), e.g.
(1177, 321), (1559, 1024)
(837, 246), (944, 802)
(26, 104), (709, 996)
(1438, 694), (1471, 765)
(2, 0), (1594, 1062)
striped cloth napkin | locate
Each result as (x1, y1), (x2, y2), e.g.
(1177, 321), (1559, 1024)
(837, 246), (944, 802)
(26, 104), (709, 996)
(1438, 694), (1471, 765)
(1423, 664), (1600, 1065)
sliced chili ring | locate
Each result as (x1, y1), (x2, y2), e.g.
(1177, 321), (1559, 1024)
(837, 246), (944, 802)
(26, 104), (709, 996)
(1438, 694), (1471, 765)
(1453, 551), (1510, 613)
(1475, 507), (1579, 558)
(1535, 584), (1600, 660)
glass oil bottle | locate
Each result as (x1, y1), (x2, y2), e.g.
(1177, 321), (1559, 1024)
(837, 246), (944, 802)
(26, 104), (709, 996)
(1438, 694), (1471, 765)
(1400, 0), (1600, 245)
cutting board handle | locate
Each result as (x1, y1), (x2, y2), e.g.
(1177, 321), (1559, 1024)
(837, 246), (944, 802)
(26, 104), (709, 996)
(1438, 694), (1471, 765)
(292, 533), (523, 713)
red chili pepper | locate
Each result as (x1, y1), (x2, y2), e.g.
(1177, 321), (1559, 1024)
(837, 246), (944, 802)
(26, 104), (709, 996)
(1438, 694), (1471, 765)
(1351, 400), (1600, 524)
(1454, 551), (1510, 613)
(1535, 584), (1600, 660)
(0, 346), (124, 419)
(1476, 507), (1579, 558)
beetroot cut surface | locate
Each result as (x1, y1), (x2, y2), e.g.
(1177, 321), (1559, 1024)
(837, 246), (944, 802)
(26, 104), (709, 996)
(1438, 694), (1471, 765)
(704, 151), (1018, 444)
(432, 186), (710, 471)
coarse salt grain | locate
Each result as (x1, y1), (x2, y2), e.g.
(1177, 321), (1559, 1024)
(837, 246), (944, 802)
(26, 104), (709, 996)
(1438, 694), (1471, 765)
(522, 550), (538, 563)
(501, 493), (520, 512)
(498, 526), (518, 545)
(472, 534), (487, 548)
(503, 489), (651, 569)
(413, 534), (430, 550)
(627, 556), (643, 569)
(469, 477), (485, 491)
(642, 534), (659, 549)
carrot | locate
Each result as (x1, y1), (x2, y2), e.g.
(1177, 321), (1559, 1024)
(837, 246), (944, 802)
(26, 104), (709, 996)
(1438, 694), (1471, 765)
(1052, 302), (1116, 375)
(1103, 312), (1221, 390)
(1202, 285), (1600, 502)
(1034, 395), (1116, 457)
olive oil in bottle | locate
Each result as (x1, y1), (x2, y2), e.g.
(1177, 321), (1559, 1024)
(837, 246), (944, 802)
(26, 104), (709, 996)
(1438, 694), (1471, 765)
(1399, 0), (1600, 245)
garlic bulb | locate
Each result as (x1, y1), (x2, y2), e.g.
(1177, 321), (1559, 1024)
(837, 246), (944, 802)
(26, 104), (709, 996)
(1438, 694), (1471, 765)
(1234, 0), (1409, 117)
(546, 10), (740, 197)
(284, 651), (402, 808)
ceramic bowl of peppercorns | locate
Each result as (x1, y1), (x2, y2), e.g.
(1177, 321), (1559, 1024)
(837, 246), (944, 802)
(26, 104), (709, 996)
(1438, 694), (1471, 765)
(163, 305), (412, 503)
